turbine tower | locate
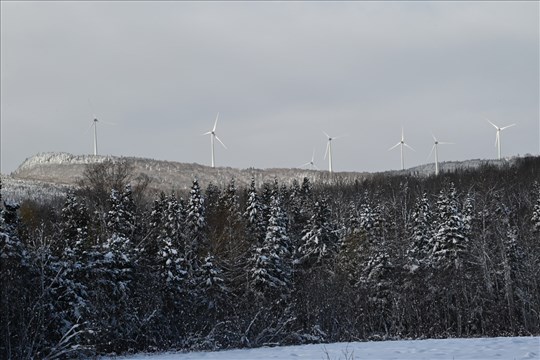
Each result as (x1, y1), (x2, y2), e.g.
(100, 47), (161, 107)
(300, 148), (318, 170)
(92, 117), (98, 156)
(388, 127), (415, 170)
(487, 119), (515, 160)
(428, 134), (453, 176)
(203, 113), (227, 168)
(88, 115), (114, 156)
(323, 131), (342, 173)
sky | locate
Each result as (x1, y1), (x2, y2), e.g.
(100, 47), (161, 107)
(1, 1), (539, 174)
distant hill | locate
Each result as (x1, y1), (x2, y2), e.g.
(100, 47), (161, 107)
(2, 152), (525, 202)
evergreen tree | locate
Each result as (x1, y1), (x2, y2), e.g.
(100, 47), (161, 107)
(532, 182), (540, 233)
(157, 193), (187, 285)
(250, 196), (292, 302)
(245, 177), (265, 245)
(185, 179), (207, 264)
(57, 193), (93, 348)
(295, 199), (337, 268)
(431, 183), (468, 269)
(287, 178), (312, 246)
(219, 179), (245, 256)
(61, 192), (90, 257)
(0, 198), (30, 359)
(87, 185), (137, 352)
(195, 255), (229, 317)
(407, 193), (434, 269)
(106, 184), (136, 239)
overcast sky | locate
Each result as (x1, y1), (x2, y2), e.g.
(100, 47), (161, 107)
(1, 1), (539, 174)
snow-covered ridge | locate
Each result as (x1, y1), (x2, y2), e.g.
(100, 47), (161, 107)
(14, 152), (113, 173)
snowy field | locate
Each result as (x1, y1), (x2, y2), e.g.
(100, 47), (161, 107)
(109, 337), (539, 360)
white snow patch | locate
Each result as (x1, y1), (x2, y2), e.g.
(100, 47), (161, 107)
(106, 337), (540, 360)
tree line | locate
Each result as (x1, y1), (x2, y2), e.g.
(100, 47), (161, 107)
(1, 156), (539, 359)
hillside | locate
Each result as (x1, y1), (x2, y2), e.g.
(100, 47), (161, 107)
(3, 151), (520, 202)
(2, 152), (539, 358)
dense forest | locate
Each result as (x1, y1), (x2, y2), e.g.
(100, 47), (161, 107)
(1, 156), (540, 359)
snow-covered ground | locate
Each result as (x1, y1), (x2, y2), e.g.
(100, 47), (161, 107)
(109, 337), (539, 360)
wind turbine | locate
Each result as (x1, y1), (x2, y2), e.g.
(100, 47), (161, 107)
(323, 131), (343, 173)
(428, 134), (453, 176)
(203, 113), (227, 168)
(487, 119), (515, 160)
(388, 127), (415, 170)
(300, 148), (318, 170)
(88, 115), (115, 156)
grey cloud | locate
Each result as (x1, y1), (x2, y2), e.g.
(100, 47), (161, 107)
(1, 1), (538, 173)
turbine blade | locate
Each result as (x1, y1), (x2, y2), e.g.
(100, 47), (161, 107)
(322, 130), (330, 139)
(202, 131), (212, 136)
(324, 141), (330, 159)
(213, 113), (219, 132)
(439, 141), (454, 145)
(101, 120), (116, 126)
(300, 161), (311, 167)
(432, 133), (438, 142)
(404, 143), (415, 152)
(501, 123), (516, 131)
(215, 135), (227, 149)
(428, 144), (436, 160)
(487, 119), (499, 129)
(388, 142), (401, 151)
(313, 164), (319, 170)
(85, 121), (94, 134)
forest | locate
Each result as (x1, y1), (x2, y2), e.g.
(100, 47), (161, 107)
(1, 156), (540, 359)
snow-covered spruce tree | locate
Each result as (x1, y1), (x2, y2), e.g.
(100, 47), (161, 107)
(56, 192), (93, 349)
(87, 185), (137, 353)
(157, 193), (187, 286)
(501, 224), (526, 332)
(430, 183), (471, 336)
(286, 178), (312, 247)
(61, 192), (91, 258)
(337, 197), (374, 287)
(249, 195), (292, 302)
(295, 198), (337, 269)
(192, 254), (230, 339)
(106, 184), (136, 239)
(142, 191), (169, 259)
(532, 182), (540, 234)
(0, 197), (31, 359)
(406, 193), (434, 270)
(185, 179), (207, 265)
(354, 199), (396, 336)
(431, 183), (468, 270)
(217, 179), (246, 258)
(462, 192), (475, 242)
(358, 247), (395, 334)
(245, 177), (265, 245)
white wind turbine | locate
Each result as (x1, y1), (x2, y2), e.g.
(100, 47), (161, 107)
(428, 134), (453, 176)
(203, 113), (227, 168)
(487, 119), (516, 160)
(300, 148), (319, 170)
(323, 131), (343, 173)
(88, 114), (115, 156)
(388, 127), (415, 170)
